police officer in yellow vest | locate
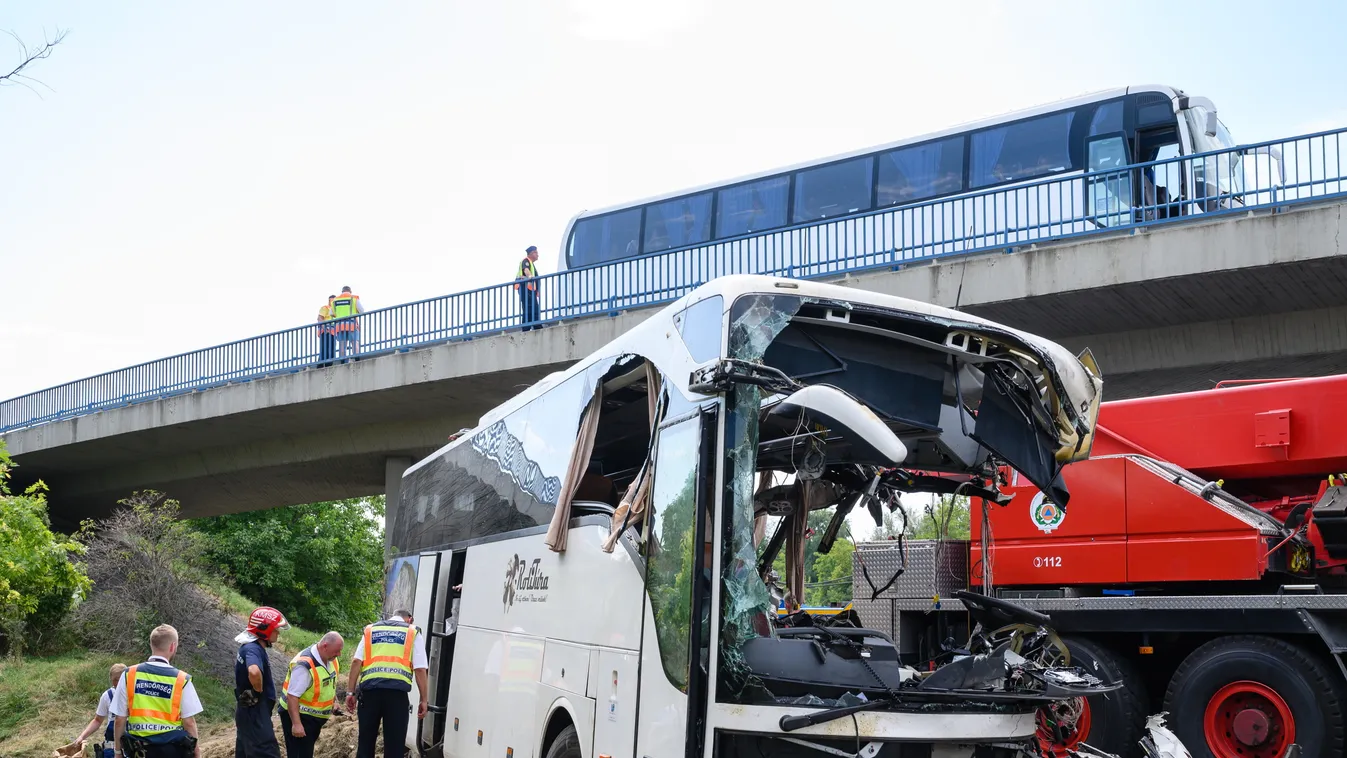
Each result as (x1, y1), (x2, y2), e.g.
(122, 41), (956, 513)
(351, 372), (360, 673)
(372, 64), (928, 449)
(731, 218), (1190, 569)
(278, 631), (345, 758)
(515, 246), (541, 331)
(110, 625), (203, 758)
(344, 609), (429, 758)
(329, 286), (364, 360)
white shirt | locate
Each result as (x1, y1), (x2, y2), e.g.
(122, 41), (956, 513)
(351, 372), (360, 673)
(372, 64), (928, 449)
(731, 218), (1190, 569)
(350, 617), (429, 670)
(285, 645), (336, 698)
(110, 656), (204, 719)
(95, 689), (113, 719)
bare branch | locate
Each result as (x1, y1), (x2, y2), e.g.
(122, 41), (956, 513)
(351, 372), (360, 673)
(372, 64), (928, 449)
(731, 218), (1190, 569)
(1, 28), (68, 93)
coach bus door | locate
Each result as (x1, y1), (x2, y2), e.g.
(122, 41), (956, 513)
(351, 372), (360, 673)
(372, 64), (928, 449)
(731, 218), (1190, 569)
(416, 548), (466, 755)
(636, 405), (718, 758)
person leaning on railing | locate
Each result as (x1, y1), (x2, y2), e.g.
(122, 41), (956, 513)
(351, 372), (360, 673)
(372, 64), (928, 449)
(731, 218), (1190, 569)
(329, 286), (364, 360)
(317, 295), (337, 368)
(515, 246), (542, 332)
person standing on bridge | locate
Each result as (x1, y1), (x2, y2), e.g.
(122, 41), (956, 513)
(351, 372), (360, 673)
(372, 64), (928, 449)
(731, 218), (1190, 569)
(330, 286), (364, 361)
(110, 625), (203, 758)
(345, 609), (429, 758)
(515, 245), (542, 331)
(317, 294), (337, 368)
(234, 606), (289, 758)
(278, 631), (344, 758)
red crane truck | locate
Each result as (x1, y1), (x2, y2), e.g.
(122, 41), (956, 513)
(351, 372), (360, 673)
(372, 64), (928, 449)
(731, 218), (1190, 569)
(854, 374), (1347, 758)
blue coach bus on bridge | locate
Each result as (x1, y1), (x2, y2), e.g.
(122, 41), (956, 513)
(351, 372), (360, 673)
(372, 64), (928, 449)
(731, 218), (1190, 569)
(553, 84), (1278, 314)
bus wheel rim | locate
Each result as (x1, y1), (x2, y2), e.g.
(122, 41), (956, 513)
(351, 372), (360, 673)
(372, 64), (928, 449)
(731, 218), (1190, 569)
(1036, 697), (1091, 756)
(1202, 680), (1295, 758)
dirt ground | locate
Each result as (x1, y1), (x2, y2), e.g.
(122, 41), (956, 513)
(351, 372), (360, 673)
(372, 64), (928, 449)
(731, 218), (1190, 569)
(197, 713), (384, 758)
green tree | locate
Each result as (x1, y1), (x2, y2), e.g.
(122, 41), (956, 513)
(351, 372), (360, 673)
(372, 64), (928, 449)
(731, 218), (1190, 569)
(905, 496), (972, 540)
(191, 497), (385, 636)
(0, 440), (89, 655)
(808, 539), (854, 606)
(770, 508), (852, 607)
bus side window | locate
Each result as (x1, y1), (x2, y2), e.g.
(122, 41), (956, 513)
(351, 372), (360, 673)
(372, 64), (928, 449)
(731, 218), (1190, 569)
(643, 416), (703, 693)
(1086, 136), (1131, 226)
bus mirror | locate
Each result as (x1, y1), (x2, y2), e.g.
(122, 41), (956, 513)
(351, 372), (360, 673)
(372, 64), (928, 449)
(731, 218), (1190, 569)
(770, 385), (908, 466)
(1204, 110), (1219, 138)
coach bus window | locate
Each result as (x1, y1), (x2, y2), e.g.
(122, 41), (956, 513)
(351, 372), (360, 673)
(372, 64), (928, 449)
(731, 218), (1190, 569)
(644, 416), (702, 692)
(644, 193), (713, 253)
(569, 208), (643, 268)
(674, 295), (724, 364)
(876, 136), (965, 206)
(715, 176), (790, 239)
(970, 110), (1076, 188)
(1088, 100), (1124, 137)
(792, 156), (873, 223)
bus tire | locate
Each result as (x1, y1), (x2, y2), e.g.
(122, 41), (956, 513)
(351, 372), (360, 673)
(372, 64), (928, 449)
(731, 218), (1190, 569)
(1038, 636), (1147, 757)
(544, 725), (581, 758)
(1163, 635), (1346, 758)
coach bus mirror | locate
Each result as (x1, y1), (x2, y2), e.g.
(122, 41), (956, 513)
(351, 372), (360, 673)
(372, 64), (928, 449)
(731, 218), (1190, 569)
(769, 385), (907, 466)
(1204, 109), (1219, 138)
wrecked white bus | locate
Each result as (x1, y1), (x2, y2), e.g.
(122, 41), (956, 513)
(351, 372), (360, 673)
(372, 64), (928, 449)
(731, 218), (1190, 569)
(388, 274), (1109, 758)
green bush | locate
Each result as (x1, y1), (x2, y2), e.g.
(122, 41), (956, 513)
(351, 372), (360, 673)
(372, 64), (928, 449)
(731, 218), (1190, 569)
(191, 497), (385, 637)
(0, 442), (90, 656)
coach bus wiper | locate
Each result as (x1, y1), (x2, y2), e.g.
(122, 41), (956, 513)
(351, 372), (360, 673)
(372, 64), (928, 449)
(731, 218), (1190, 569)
(779, 697), (895, 732)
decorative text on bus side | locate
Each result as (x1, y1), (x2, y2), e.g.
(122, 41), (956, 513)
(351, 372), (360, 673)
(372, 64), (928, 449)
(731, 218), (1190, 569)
(503, 554), (551, 613)
(472, 420), (562, 506)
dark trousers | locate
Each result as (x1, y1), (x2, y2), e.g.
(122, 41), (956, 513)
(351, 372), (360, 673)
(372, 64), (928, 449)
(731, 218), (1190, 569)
(235, 698), (282, 758)
(357, 687), (411, 758)
(120, 735), (193, 758)
(519, 290), (540, 330)
(319, 331), (336, 366)
(279, 709), (326, 758)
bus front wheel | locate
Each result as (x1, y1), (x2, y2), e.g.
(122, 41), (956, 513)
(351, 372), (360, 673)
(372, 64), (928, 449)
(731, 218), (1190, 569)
(544, 725), (581, 758)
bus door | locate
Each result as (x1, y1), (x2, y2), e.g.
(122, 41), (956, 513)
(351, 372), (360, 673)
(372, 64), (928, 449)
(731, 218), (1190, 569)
(1135, 125), (1185, 219)
(636, 406), (717, 758)
(417, 549), (466, 754)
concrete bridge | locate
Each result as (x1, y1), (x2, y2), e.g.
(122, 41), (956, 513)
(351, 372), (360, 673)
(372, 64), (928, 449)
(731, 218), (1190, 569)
(5, 198), (1345, 526)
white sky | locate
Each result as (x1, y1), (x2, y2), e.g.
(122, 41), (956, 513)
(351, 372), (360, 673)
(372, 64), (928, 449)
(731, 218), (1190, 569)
(3, 0), (1347, 403)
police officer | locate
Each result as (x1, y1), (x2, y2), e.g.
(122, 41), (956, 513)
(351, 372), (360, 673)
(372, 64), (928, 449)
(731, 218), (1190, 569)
(110, 625), (203, 758)
(515, 246), (541, 331)
(278, 631), (345, 758)
(329, 286), (364, 360)
(234, 606), (289, 758)
(344, 609), (429, 758)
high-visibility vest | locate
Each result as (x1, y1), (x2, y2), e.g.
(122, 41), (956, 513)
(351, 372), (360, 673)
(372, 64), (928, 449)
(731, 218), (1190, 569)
(515, 259), (538, 292)
(358, 621), (417, 691)
(124, 663), (189, 742)
(281, 647), (340, 720)
(330, 293), (360, 318)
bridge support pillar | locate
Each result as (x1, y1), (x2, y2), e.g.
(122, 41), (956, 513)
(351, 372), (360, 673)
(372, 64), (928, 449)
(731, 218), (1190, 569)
(383, 456), (413, 556)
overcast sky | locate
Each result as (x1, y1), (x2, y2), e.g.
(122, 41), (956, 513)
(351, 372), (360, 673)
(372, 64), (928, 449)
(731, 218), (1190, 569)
(3, 0), (1346, 402)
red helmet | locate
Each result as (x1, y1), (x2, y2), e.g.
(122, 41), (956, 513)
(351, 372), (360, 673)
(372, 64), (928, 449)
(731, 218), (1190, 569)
(246, 607), (290, 643)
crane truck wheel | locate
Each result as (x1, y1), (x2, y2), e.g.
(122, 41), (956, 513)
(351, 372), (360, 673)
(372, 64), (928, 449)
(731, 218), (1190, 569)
(1036, 636), (1147, 757)
(1163, 635), (1346, 758)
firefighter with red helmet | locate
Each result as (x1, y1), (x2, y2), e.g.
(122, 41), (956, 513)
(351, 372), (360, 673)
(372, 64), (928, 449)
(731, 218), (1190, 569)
(233, 607), (289, 758)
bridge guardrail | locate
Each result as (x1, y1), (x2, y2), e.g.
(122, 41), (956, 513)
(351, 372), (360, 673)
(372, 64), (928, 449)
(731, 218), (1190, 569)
(2, 127), (1344, 434)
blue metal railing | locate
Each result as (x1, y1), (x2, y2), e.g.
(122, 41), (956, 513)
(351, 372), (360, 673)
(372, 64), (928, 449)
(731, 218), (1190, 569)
(2, 126), (1344, 434)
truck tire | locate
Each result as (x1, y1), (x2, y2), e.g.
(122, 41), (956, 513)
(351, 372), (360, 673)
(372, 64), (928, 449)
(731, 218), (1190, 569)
(1038, 636), (1148, 757)
(544, 725), (581, 758)
(1164, 635), (1346, 758)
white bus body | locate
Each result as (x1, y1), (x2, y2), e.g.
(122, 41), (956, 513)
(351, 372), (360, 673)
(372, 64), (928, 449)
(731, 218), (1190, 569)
(392, 275), (1107, 758)
(547, 86), (1267, 323)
